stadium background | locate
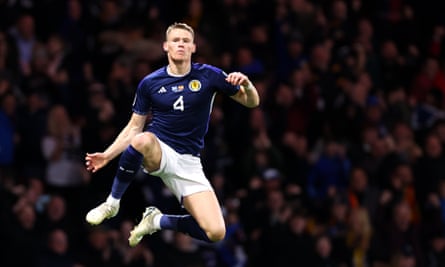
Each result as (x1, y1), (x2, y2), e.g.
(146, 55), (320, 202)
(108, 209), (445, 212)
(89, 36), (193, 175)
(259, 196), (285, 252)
(1, 0), (445, 266)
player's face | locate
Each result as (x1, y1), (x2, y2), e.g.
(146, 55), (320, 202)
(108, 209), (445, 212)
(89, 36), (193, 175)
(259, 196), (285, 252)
(164, 28), (196, 62)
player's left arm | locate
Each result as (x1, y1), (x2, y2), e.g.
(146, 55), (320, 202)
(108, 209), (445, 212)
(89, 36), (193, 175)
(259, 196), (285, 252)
(226, 72), (260, 108)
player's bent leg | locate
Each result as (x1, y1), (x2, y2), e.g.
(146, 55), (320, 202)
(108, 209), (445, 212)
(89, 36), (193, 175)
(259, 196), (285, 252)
(131, 132), (162, 172)
(86, 132), (161, 226)
(127, 191), (225, 246)
(182, 190), (226, 242)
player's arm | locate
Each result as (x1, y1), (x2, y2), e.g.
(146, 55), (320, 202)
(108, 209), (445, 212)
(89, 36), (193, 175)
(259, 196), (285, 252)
(103, 112), (147, 159)
(226, 72), (260, 108)
(86, 113), (146, 172)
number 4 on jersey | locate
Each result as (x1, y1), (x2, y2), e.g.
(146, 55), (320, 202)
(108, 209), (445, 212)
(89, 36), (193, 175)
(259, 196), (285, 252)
(173, 95), (184, 111)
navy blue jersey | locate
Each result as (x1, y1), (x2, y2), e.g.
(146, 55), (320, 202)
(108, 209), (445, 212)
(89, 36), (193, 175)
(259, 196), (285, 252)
(132, 63), (239, 156)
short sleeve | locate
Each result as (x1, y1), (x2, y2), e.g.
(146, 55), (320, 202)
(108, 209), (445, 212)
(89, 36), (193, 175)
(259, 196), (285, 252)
(132, 78), (151, 115)
(208, 65), (239, 96)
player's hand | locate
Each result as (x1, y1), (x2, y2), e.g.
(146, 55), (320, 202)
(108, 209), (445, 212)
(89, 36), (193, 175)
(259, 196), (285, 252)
(85, 152), (109, 173)
(226, 72), (250, 87)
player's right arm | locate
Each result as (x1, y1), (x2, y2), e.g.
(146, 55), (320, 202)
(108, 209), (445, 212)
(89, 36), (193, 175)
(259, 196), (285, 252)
(86, 113), (147, 173)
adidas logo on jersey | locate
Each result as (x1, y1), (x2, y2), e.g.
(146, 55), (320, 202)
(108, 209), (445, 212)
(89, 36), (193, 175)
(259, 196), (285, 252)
(158, 87), (167, 93)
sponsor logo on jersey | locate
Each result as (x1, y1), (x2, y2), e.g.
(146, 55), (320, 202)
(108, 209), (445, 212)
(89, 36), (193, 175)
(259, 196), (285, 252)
(172, 85), (184, 92)
(158, 87), (167, 93)
(188, 80), (201, 92)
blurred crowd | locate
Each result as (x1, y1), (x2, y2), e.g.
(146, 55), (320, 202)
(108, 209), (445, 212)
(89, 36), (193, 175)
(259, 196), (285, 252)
(2, 0), (445, 267)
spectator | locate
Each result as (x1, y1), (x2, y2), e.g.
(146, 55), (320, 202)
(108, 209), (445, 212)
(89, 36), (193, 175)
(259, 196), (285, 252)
(241, 108), (284, 182)
(0, 92), (16, 173)
(4, 203), (41, 267)
(426, 179), (445, 237)
(41, 104), (89, 202)
(346, 166), (380, 220)
(425, 235), (445, 267)
(310, 234), (339, 267)
(246, 188), (291, 267)
(276, 30), (308, 80)
(16, 91), (48, 179)
(326, 196), (352, 266)
(0, 31), (20, 82)
(276, 208), (314, 267)
(36, 228), (78, 267)
(233, 45), (265, 77)
(409, 57), (445, 106)
(371, 201), (424, 266)
(390, 121), (422, 163)
(79, 226), (122, 267)
(35, 194), (86, 249)
(45, 33), (71, 105)
(378, 40), (408, 92)
(9, 13), (37, 78)
(307, 139), (351, 205)
(346, 207), (373, 267)
(58, 0), (90, 69)
(279, 131), (309, 201)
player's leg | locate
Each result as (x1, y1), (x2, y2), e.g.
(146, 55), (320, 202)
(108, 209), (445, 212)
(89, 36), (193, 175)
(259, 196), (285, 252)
(181, 190), (226, 241)
(128, 190), (225, 246)
(86, 132), (161, 225)
(129, 141), (225, 246)
(128, 143), (226, 246)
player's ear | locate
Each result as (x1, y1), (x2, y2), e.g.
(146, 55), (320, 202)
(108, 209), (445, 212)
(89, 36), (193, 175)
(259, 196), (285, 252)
(191, 43), (196, 53)
(163, 42), (168, 52)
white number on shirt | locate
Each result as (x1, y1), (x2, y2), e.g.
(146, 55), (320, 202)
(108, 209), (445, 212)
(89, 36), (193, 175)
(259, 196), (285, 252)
(173, 95), (184, 111)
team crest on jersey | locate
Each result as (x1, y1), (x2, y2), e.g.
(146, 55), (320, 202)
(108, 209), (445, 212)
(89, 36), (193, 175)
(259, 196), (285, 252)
(188, 80), (201, 92)
(171, 85), (184, 92)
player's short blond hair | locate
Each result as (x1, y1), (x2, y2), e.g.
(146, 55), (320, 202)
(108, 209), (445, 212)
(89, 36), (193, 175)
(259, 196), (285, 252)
(165, 22), (195, 40)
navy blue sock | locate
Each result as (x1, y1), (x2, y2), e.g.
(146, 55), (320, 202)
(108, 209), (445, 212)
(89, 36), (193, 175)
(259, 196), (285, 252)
(160, 214), (211, 242)
(111, 145), (143, 199)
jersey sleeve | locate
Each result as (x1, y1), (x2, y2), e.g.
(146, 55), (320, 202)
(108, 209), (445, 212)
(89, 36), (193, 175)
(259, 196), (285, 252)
(209, 66), (239, 96)
(132, 78), (151, 115)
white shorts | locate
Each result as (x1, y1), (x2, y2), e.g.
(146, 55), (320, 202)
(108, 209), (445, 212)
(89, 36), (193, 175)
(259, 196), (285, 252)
(144, 138), (213, 202)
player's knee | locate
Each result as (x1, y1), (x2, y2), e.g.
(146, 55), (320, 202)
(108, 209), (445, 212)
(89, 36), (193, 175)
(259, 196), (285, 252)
(207, 225), (226, 242)
(131, 132), (157, 151)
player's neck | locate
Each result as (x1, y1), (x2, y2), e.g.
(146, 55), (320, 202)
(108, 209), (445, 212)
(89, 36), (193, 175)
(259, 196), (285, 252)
(167, 63), (191, 76)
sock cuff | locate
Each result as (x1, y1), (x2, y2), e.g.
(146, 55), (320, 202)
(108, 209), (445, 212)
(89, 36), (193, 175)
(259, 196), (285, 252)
(153, 214), (162, 230)
(106, 194), (120, 206)
(127, 145), (143, 157)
